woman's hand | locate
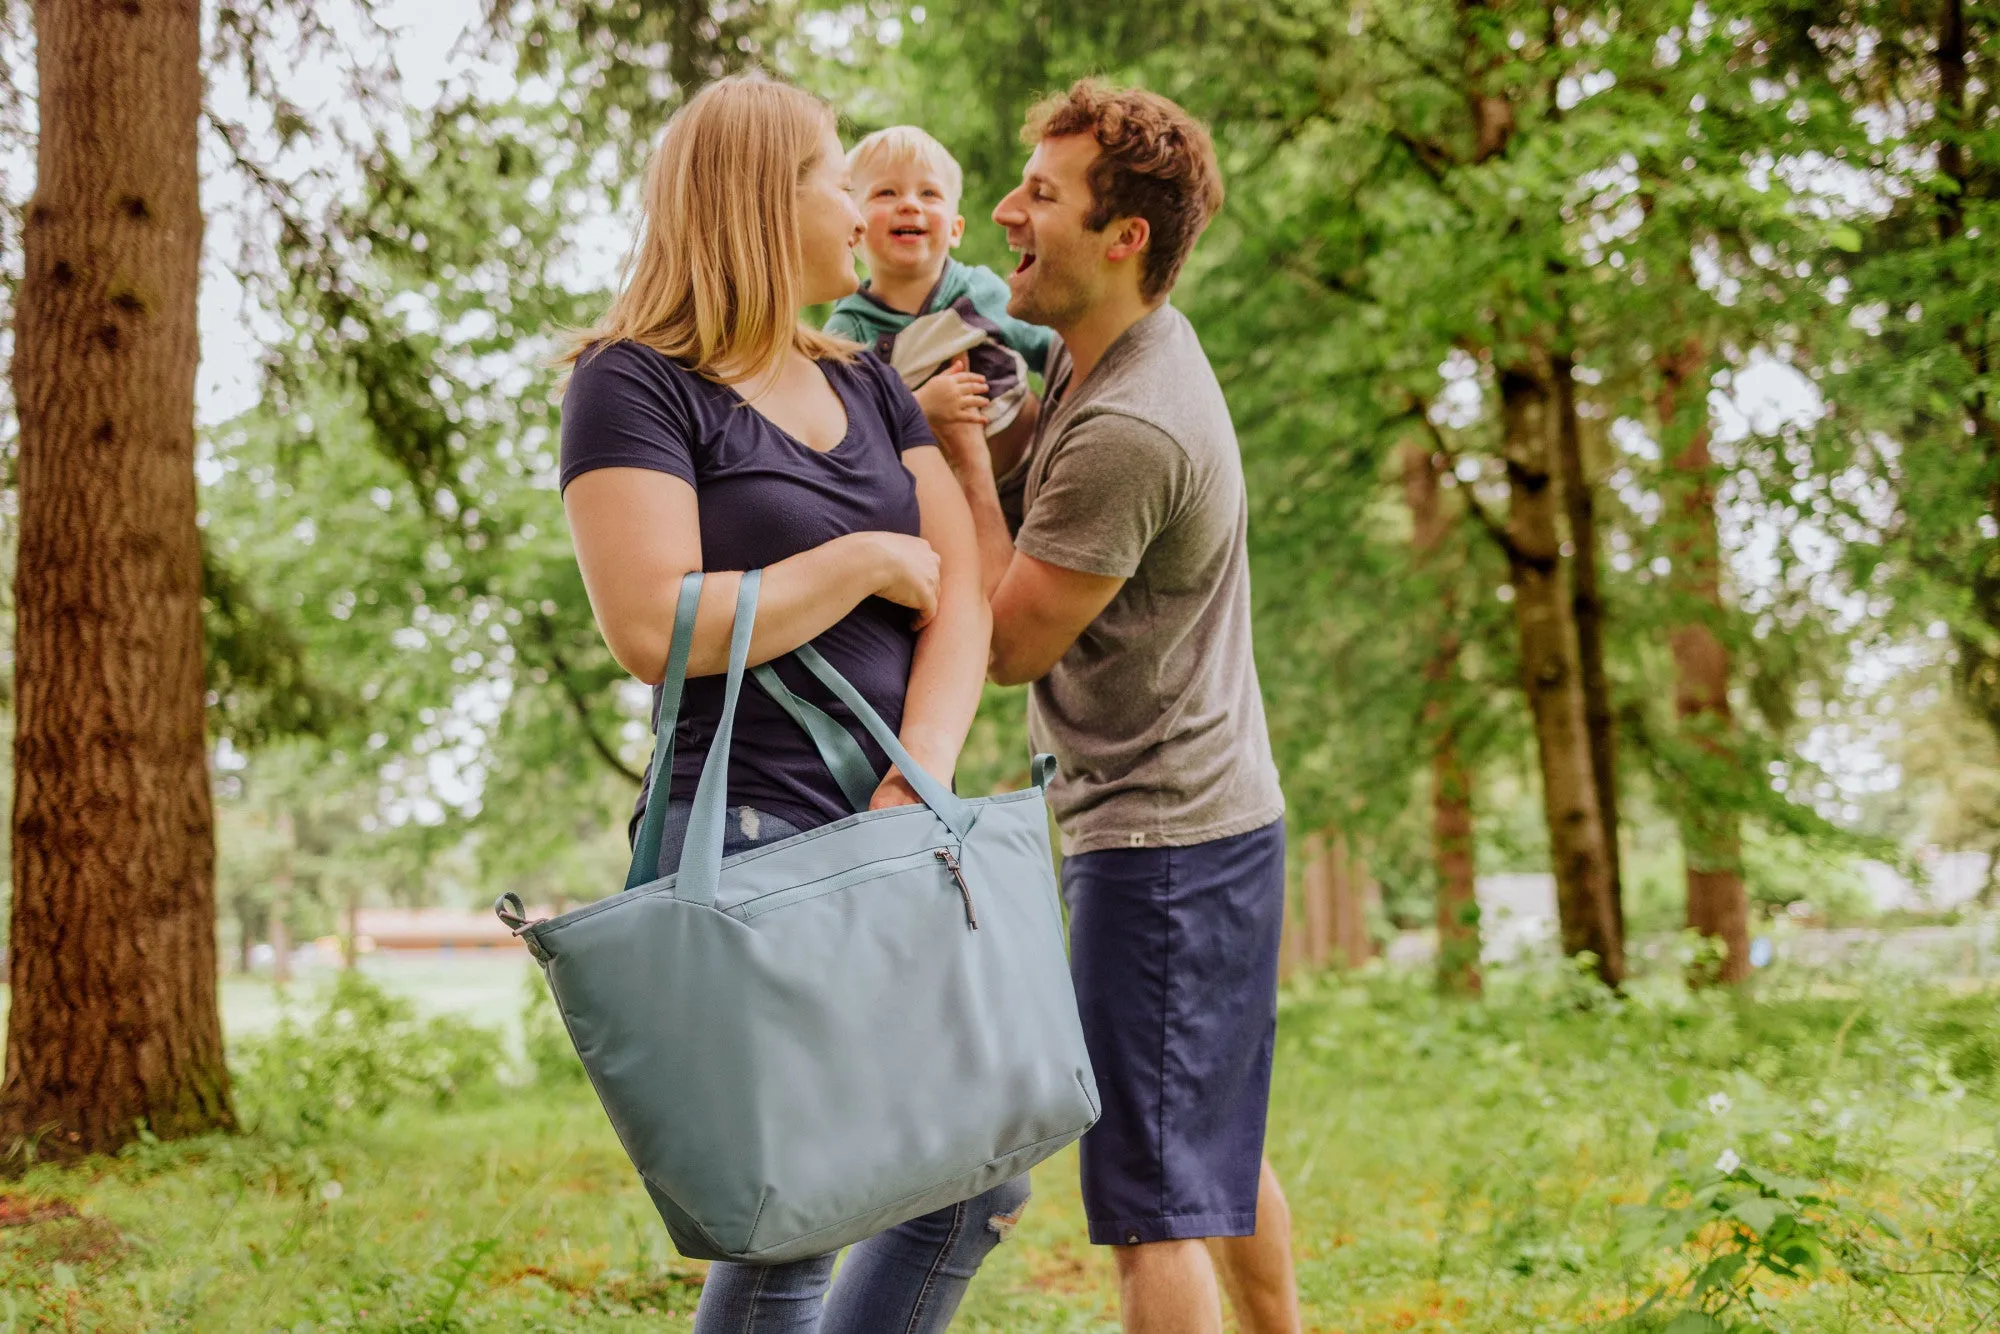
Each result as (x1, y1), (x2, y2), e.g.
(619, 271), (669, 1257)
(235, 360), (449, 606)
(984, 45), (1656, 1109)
(856, 531), (942, 629)
(914, 356), (989, 430)
(867, 768), (924, 810)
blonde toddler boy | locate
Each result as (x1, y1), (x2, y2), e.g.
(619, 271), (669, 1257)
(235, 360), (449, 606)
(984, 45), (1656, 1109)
(827, 126), (1052, 451)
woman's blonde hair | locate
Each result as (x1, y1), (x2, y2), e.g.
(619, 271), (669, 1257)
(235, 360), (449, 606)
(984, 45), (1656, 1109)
(562, 73), (855, 383)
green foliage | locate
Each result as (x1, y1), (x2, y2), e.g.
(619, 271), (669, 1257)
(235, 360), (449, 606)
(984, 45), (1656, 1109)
(231, 972), (501, 1138)
(14, 0), (1987, 949)
(1615, 1138), (1896, 1329)
(9, 955), (2000, 1328)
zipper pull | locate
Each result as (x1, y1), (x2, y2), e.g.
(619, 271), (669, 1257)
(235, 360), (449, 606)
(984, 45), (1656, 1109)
(935, 848), (979, 930)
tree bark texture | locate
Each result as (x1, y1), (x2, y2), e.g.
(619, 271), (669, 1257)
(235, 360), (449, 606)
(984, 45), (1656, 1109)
(1401, 442), (1481, 995)
(4, 0), (232, 1161)
(1659, 341), (1749, 985)
(1551, 357), (1624, 941)
(1499, 362), (1624, 988)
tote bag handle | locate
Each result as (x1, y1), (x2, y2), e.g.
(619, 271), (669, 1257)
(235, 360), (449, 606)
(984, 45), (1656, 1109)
(625, 570), (975, 902)
(672, 570), (975, 909)
(628, 571), (875, 889)
(626, 572), (707, 892)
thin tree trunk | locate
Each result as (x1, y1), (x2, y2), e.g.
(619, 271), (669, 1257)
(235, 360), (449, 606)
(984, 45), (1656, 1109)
(1551, 356), (1623, 941)
(1328, 835), (1355, 967)
(1337, 841), (1375, 970)
(270, 811), (295, 986)
(1302, 832), (1334, 969)
(1937, 0), (1966, 243)
(236, 902), (257, 975)
(3, 0), (231, 1162)
(1401, 442), (1481, 994)
(343, 884), (361, 970)
(1431, 739), (1479, 990)
(1499, 360), (1623, 988)
(1659, 340), (1749, 985)
(1278, 886), (1303, 982)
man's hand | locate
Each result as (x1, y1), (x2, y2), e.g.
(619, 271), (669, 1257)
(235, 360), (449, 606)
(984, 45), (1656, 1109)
(914, 355), (989, 431)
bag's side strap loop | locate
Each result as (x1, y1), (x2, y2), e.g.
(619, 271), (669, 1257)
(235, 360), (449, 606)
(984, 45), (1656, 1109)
(791, 643), (975, 840)
(674, 571), (763, 909)
(750, 665), (879, 813)
(626, 571), (705, 891)
(1033, 753), (1058, 790)
(494, 892), (532, 931)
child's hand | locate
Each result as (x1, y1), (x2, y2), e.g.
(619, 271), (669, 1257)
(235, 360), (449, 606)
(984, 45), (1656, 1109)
(915, 355), (990, 429)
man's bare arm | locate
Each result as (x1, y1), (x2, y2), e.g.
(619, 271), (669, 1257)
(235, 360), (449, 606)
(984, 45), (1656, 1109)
(932, 423), (1021, 600)
(987, 392), (1038, 479)
(986, 551), (1123, 686)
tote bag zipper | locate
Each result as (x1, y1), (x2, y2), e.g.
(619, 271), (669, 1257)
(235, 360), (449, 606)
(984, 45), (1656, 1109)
(728, 847), (975, 926)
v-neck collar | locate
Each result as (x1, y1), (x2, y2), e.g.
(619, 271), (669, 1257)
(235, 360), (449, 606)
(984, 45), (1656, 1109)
(722, 359), (854, 456)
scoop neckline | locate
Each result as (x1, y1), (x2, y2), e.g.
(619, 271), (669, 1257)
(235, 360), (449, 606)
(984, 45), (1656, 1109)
(721, 359), (855, 457)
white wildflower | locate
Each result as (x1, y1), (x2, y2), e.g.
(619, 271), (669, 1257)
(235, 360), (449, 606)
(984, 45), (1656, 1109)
(1714, 1149), (1742, 1175)
(1706, 1092), (1733, 1115)
(320, 1180), (345, 1203)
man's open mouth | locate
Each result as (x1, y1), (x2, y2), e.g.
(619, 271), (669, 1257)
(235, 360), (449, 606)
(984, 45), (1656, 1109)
(1011, 248), (1037, 276)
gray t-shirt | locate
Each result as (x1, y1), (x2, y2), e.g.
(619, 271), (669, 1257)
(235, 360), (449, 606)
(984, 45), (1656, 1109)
(1000, 303), (1284, 855)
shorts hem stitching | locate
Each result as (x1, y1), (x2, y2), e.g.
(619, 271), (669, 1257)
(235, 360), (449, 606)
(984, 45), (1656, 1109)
(1086, 1211), (1258, 1245)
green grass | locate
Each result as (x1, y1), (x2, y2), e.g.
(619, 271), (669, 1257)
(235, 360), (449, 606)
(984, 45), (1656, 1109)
(6, 958), (2000, 1331)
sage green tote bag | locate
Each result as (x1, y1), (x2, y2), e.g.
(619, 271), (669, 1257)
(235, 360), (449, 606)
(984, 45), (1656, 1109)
(497, 569), (1099, 1265)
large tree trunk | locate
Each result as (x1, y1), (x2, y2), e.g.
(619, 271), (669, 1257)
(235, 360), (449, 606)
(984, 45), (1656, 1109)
(1401, 442), (1481, 995)
(1551, 356), (1623, 941)
(1499, 361), (1624, 988)
(3, 0), (232, 1161)
(1659, 341), (1749, 985)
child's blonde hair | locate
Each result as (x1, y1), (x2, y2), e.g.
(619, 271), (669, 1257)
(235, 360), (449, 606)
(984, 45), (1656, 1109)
(846, 125), (964, 206)
(562, 73), (854, 384)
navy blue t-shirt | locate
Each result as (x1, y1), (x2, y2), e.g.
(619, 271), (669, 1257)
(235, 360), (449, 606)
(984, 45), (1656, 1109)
(558, 340), (935, 840)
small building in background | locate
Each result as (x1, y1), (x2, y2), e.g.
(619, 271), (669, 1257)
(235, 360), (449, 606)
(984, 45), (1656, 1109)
(337, 907), (540, 954)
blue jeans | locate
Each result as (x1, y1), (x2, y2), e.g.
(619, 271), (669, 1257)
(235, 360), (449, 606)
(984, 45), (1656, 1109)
(696, 1175), (1033, 1334)
(653, 802), (1033, 1333)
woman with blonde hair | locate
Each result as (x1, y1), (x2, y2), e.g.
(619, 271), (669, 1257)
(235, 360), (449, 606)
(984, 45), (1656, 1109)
(556, 73), (1020, 1332)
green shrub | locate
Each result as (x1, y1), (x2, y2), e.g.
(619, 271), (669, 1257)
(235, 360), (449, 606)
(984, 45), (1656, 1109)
(520, 964), (588, 1086)
(231, 971), (501, 1137)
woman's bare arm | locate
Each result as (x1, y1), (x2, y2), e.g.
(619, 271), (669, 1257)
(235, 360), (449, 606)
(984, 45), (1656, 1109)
(564, 467), (940, 683)
(870, 445), (992, 807)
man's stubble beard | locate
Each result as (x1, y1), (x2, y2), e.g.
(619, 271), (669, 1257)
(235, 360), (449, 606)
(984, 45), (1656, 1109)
(1008, 250), (1094, 333)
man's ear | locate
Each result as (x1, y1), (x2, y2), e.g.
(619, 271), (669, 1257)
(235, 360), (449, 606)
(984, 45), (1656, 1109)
(949, 213), (967, 249)
(1104, 216), (1150, 265)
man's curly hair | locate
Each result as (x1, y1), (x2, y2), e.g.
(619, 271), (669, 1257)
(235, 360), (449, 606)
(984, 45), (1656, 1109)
(1022, 80), (1225, 301)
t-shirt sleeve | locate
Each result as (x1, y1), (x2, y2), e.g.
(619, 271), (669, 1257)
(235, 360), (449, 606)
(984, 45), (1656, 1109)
(962, 264), (1054, 375)
(1014, 414), (1190, 579)
(558, 342), (698, 492)
(866, 352), (936, 455)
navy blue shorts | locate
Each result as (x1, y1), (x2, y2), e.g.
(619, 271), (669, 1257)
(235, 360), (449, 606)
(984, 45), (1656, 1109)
(1061, 819), (1286, 1246)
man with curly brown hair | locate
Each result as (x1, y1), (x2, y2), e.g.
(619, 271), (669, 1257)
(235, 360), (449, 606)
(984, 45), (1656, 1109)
(937, 80), (1303, 1334)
